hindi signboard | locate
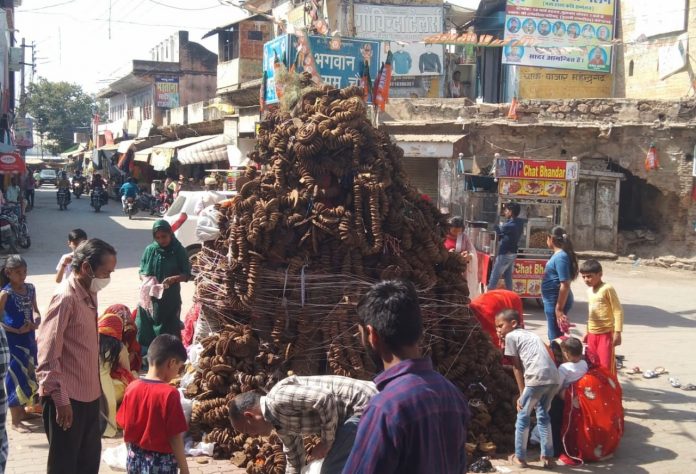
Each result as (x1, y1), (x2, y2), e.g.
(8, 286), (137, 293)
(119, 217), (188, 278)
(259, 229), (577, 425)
(14, 117), (34, 148)
(155, 76), (180, 109)
(503, 0), (616, 73)
(518, 67), (612, 99)
(262, 34), (380, 105)
(354, 4), (443, 78)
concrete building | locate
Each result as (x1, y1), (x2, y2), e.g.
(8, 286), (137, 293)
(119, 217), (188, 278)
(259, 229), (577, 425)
(616, 0), (694, 99)
(96, 31), (217, 139)
(381, 97), (696, 257)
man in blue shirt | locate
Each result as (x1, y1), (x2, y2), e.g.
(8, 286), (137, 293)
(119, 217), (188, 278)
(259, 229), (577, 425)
(119, 177), (139, 209)
(342, 280), (470, 474)
(488, 202), (524, 291)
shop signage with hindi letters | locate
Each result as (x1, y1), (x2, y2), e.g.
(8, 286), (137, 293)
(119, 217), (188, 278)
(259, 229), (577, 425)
(495, 158), (579, 181)
(262, 34), (380, 105)
(14, 117), (34, 148)
(518, 67), (612, 99)
(155, 76), (180, 108)
(503, 0), (616, 73)
(354, 3), (444, 78)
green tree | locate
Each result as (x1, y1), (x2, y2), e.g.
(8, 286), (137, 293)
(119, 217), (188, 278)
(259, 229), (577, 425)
(22, 78), (95, 155)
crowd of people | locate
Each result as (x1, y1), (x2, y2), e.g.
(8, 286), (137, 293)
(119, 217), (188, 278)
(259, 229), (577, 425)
(0, 196), (626, 474)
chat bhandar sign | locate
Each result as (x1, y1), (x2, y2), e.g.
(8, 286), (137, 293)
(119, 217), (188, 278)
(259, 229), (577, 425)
(503, 0), (616, 73)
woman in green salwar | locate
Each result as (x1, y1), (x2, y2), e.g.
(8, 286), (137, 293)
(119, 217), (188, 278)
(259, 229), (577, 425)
(136, 220), (191, 357)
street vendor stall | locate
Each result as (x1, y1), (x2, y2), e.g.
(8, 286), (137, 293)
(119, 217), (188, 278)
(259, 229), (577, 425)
(492, 157), (579, 299)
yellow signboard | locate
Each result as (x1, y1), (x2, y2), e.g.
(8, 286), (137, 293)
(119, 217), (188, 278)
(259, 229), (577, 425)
(499, 178), (568, 198)
(518, 67), (612, 99)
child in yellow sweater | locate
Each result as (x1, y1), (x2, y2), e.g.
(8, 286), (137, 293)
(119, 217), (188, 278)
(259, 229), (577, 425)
(579, 259), (623, 373)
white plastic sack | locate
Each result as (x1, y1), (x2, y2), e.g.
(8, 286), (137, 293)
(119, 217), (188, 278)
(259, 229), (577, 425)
(195, 205), (221, 242)
(179, 388), (193, 424)
(300, 459), (323, 474)
(103, 443), (128, 471)
(185, 439), (215, 457)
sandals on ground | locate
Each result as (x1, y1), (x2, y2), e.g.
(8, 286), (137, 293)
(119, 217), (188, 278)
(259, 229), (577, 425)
(682, 383), (696, 391)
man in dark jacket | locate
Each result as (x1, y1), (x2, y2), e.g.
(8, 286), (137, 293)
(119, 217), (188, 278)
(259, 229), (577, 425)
(488, 202), (524, 291)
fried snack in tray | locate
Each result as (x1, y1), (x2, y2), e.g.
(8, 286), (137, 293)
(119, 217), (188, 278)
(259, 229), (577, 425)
(189, 73), (517, 468)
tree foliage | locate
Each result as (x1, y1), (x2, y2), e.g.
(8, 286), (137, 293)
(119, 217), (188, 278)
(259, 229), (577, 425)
(23, 78), (94, 155)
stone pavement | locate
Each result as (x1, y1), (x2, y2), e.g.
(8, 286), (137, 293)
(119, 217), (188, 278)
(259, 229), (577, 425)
(5, 188), (696, 473)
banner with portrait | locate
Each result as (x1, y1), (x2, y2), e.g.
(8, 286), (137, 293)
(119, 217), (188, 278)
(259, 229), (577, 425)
(502, 0), (616, 73)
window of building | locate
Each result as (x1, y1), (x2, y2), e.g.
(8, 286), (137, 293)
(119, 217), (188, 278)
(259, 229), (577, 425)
(247, 30), (264, 41)
(143, 99), (152, 120)
(629, 60), (634, 77)
(127, 104), (134, 120)
(219, 29), (239, 62)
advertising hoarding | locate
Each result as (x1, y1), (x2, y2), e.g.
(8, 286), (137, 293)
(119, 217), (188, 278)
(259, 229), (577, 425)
(262, 34), (380, 105)
(354, 4), (444, 77)
(502, 0), (616, 73)
(155, 76), (180, 108)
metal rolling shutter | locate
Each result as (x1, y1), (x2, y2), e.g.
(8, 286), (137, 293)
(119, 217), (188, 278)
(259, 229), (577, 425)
(400, 157), (439, 201)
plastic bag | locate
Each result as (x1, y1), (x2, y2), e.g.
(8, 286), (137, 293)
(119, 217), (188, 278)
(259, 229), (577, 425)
(179, 388), (193, 424)
(300, 459), (323, 474)
(184, 439), (215, 457)
(102, 443), (128, 471)
(195, 205), (221, 242)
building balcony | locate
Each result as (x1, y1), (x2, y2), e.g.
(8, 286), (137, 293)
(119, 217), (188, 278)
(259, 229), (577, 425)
(163, 99), (232, 126)
(217, 58), (263, 95)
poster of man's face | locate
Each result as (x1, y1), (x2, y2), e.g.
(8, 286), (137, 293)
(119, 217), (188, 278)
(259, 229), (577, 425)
(522, 19), (536, 34)
(538, 20), (551, 36)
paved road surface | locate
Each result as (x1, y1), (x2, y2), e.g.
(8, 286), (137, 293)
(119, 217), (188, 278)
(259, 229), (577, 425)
(5, 187), (696, 473)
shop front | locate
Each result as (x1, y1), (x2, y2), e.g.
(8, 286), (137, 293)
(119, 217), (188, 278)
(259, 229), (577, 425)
(474, 157), (579, 299)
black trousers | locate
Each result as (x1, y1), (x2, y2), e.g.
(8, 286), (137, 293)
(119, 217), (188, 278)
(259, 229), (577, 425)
(25, 189), (34, 208)
(42, 397), (101, 474)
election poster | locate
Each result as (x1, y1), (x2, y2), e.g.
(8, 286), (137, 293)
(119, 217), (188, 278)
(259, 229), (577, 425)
(502, 0), (616, 73)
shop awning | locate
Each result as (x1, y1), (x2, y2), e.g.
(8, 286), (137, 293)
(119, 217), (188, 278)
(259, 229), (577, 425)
(117, 140), (136, 153)
(177, 135), (231, 165)
(97, 143), (119, 152)
(135, 147), (154, 163)
(149, 135), (215, 171)
(391, 134), (465, 159)
(0, 151), (26, 174)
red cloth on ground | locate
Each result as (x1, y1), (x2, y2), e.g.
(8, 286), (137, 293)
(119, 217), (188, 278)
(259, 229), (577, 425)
(561, 367), (624, 463)
(182, 303), (200, 348)
(477, 252), (491, 286)
(586, 332), (615, 375)
(469, 289), (524, 347)
(116, 379), (188, 454)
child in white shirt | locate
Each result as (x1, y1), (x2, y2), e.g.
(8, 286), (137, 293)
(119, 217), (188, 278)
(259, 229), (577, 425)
(558, 337), (588, 395)
(55, 229), (87, 283)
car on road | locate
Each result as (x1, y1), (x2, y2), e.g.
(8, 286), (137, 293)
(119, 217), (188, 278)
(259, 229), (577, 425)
(163, 190), (235, 258)
(38, 169), (58, 187)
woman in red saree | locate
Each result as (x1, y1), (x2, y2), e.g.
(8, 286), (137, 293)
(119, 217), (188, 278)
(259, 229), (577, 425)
(560, 366), (624, 464)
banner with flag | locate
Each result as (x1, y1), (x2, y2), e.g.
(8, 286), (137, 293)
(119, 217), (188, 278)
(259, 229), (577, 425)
(260, 70), (267, 113)
(373, 51), (393, 111)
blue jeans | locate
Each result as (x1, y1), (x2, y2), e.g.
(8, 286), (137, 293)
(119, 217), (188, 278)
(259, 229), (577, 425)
(320, 416), (360, 474)
(542, 291), (574, 341)
(488, 253), (517, 291)
(515, 384), (557, 461)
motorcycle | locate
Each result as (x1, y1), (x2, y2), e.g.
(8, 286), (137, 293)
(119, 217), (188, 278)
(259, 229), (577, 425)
(57, 188), (71, 210)
(155, 190), (173, 215)
(72, 179), (84, 199)
(91, 187), (109, 212)
(137, 192), (158, 216)
(123, 196), (139, 220)
(0, 205), (30, 251)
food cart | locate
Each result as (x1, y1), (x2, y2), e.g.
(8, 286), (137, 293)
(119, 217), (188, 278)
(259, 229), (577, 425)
(493, 157), (579, 299)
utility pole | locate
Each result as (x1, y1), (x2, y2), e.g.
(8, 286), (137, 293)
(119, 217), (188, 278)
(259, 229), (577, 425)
(20, 37), (25, 112)
(18, 40), (36, 116)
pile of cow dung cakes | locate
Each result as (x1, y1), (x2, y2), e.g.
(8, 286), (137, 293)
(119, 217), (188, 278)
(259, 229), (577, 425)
(189, 73), (517, 469)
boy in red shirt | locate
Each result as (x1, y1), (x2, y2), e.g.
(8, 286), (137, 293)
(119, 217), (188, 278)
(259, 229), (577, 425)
(116, 334), (189, 474)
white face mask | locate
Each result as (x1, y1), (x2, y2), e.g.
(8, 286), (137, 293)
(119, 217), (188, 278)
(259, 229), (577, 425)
(88, 265), (111, 292)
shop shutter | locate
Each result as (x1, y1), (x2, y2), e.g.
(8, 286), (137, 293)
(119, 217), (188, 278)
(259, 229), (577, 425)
(400, 157), (439, 202)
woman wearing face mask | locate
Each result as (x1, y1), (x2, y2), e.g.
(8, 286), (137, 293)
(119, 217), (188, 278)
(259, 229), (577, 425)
(135, 220), (191, 361)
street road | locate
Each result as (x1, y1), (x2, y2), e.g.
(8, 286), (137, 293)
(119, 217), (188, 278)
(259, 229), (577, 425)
(5, 187), (696, 473)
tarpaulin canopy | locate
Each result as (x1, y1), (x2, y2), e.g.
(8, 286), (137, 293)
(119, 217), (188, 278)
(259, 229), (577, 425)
(176, 135), (231, 165)
(117, 140), (136, 153)
(135, 147), (154, 163)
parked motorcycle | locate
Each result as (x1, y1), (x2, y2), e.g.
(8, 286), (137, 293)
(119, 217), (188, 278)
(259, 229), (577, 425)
(138, 193), (158, 216)
(57, 188), (71, 210)
(124, 196), (139, 219)
(91, 187), (109, 212)
(0, 205), (30, 251)
(72, 179), (84, 199)
(155, 190), (173, 215)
